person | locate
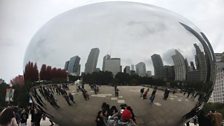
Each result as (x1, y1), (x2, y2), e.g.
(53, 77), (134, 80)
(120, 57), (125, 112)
(0, 107), (18, 126)
(208, 110), (223, 126)
(140, 88), (144, 97)
(149, 87), (157, 103)
(163, 88), (170, 100)
(110, 106), (118, 116)
(143, 88), (149, 99)
(69, 92), (75, 103)
(96, 111), (106, 126)
(121, 107), (132, 122)
(127, 106), (136, 123)
(198, 111), (212, 126)
(20, 108), (29, 126)
(32, 108), (42, 126)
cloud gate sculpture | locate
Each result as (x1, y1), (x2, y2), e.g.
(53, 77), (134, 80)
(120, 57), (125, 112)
(25, 1), (216, 126)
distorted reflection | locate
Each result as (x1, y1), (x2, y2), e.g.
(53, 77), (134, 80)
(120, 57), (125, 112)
(26, 1), (215, 126)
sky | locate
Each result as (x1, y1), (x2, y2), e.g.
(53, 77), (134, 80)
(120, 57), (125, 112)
(0, 0), (224, 83)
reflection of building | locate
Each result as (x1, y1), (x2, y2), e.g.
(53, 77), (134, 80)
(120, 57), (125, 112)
(163, 66), (175, 81)
(85, 48), (100, 74)
(187, 71), (201, 82)
(136, 62), (146, 77)
(212, 62), (224, 103)
(102, 54), (111, 71)
(180, 22), (215, 83)
(146, 71), (152, 77)
(104, 58), (121, 76)
(172, 50), (186, 81)
(194, 44), (207, 82)
(186, 44), (207, 82)
(64, 61), (69, 71)
(124, 66), (131, 74)
(131, 65), (135, 71)
(151, 54), (164, 79)
(67, 56), (81, 76)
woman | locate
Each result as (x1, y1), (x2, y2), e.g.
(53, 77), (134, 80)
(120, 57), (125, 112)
(0, 107), (18, 126)
(96, 111), (106, 126)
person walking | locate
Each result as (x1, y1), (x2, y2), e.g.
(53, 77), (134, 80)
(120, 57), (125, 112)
(149, 87), (157, 103)
(143, 88), (149, 99)
(140, 88), (144, 97)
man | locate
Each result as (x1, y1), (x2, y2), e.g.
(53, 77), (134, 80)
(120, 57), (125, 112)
(140, 88), (144, 97)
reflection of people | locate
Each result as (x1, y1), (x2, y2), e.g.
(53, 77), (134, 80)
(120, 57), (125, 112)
(96, 111), (106, 126)
(140, 88), (144, 97)
(143, 88), (149, 99)
(114, 86), (119, 97)
(149, 87), (157, 103)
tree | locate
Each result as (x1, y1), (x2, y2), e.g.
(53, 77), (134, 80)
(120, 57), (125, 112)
(24, 62), (39, 82)
(0, 81), (9, 107)
(40, 64), (47, 80)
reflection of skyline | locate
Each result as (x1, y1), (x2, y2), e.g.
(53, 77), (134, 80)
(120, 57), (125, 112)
(62, 41), (208, 82)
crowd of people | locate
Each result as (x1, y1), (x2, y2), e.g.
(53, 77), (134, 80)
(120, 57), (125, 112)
(96, 102), (136, 126)
(0, 105), (54, 126)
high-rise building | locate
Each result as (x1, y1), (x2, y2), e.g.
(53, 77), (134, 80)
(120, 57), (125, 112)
(104, 58), (121, 76)
(85, 48), (100, 74)
(163, 66), (175, 81)
(136, 62), (146, 77)
(212, 62), (224, 103)
(64, 61), (69, 71)
(194, 44), (207, 82)
(151, 54), (164, 79)
(124, 66), (131, 74)
(102, 54), (111, 71)
(131, 65), (135, 71)
(146, 71), (152, 77)
(172, 50), (187, 81)
(67, 56), (81, 76)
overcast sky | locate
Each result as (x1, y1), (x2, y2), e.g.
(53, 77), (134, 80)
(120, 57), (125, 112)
(1, 0), (224, 83)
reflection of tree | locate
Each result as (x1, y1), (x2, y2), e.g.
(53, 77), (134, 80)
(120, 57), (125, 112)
(40, 64), (67, 81)
(24, 62), (39, 82)
(82, 71), (166, 86)
(82, 71), (113, 85)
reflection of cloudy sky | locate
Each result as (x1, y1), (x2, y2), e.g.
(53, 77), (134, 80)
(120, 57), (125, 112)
(24, 2), (202, 74)
(1, 0), (223, 82)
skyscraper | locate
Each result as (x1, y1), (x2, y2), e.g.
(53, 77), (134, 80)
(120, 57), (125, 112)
(151, 54), (164, 79)
(146, 71), (152, 77)
(212, 62), (224, 103)
(102, 54), (111, 71)
(104, 58), (121, 76)
(124, 66), (131, 74)
(135, 62), (146, 77)
(194, 43), (207, 82)
(85, 48), (100, 74)
(172, 50), (187, 81)
(163, 65), (175, 81)
(67, 56), (81, 76)
(64, 60), (69, 71)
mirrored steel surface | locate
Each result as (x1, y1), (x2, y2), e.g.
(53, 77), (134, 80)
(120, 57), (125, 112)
(27, 1), (215, 126)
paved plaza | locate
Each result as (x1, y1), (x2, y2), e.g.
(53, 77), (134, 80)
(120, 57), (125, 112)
(33, 85), (198, 126)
